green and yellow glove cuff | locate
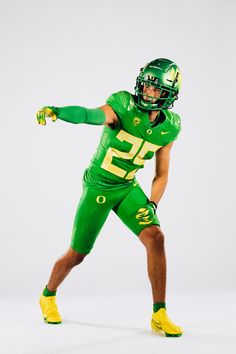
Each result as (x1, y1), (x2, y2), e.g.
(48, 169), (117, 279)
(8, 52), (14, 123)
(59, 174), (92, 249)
(36, 106), (57, 125)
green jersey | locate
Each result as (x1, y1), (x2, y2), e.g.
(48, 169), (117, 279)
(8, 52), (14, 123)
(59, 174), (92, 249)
(86, 91), (181, 185)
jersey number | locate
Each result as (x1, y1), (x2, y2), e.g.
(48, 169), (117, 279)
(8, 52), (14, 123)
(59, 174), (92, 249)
(101, 130), (161, 179)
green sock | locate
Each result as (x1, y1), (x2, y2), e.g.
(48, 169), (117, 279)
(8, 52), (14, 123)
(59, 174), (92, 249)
(153, 303), (166, 313)
(43, 285), (56, 297)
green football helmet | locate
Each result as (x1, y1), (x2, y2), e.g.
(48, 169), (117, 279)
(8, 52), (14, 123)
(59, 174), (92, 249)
(135, 58), (181, 111)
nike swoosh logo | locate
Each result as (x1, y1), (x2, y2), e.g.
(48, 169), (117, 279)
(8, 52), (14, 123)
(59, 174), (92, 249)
(161, 131), (170, 135)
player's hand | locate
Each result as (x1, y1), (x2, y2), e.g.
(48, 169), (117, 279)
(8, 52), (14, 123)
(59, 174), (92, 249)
(136, 201), (157, 225)
(36, 107), (57, 125)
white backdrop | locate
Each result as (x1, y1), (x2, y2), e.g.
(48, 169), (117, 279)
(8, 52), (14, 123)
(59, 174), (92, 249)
(1, 0), (235, 301)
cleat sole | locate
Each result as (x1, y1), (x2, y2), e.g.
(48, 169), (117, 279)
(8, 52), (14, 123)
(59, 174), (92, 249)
(46, 321), (62, 324)
(165, 333), (182, 337)
(42, 315), (62, 325)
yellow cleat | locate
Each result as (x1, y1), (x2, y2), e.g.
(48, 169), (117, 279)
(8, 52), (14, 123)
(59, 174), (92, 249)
(151, 308), (183, 337)
(39, 295), (62, 324)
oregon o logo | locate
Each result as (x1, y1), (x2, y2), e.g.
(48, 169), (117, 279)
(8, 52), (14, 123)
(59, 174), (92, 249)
(96, 195), (106, 204)
(147, 129), (152, 135)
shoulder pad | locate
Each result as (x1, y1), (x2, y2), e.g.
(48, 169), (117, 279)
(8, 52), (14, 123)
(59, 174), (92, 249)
(162, 110), (181, 142)
(170, 111), (181, 131)
(106, 91), (133, 115)
(165, 110), (181, 132)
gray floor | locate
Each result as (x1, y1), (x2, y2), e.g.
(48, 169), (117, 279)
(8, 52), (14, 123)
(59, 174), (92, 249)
(1, 291), (235, 354)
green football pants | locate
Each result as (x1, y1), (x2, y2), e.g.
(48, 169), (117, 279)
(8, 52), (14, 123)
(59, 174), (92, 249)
(71, 178), (160, 254)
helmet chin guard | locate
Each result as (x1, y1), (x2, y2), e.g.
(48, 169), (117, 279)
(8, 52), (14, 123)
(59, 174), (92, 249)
(135, 58), (181, 111)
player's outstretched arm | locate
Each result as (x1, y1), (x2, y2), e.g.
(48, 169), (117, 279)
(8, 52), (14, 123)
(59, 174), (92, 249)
(36, 104), (118, 127)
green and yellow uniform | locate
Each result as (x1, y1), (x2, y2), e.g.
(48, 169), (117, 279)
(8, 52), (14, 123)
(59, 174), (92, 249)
(38, 59), (184, 337)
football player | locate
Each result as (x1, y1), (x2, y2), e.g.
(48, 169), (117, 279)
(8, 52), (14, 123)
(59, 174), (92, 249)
(37, 58), (183, 337)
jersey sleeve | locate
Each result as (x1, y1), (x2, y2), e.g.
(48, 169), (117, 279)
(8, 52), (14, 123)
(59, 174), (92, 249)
(106, 91), (131, 118)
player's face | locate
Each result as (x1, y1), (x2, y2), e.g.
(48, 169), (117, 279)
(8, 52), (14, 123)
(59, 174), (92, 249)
(143, 84), (161, 103)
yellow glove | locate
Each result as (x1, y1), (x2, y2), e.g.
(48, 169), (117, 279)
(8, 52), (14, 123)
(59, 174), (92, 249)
(36, 107), (57, 125)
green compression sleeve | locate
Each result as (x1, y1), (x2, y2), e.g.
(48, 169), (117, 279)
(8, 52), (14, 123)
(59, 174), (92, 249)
(50, 106), (106, 125)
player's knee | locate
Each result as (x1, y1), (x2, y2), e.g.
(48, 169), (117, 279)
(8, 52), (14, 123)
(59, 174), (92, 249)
(139, 226), (165, 251)
(66, 248), (88, 267)
(154, 229), (165, 250)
